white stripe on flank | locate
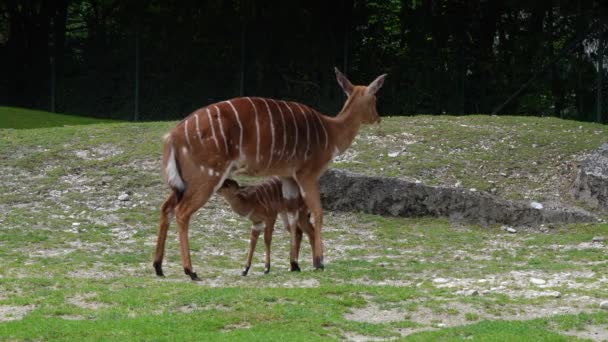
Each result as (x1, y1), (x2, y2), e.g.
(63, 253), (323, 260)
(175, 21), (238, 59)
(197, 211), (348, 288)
(225, 101), (243, 158)
(195, 113), (204, 148)
(245, 97), (260, 163)
(205, 108), (220, 150)
(184, 118), (192, 149)
(283, 101), (298, 161)
(295, 103), (310, 160)
(254, 191), (269, 211)
(261, 98), (275, 169)
(266, 183), (277, 206)
(313, 111), (329, 150)
(258, 184), (271, 209)
(212, 162), (234, 194)
(213, 106), (229, 155)
(271, 99), (287, 161)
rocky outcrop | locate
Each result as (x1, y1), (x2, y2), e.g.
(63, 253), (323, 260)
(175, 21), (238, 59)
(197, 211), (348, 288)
(319, 168), (596, 226)
(571, 143), (608, 212)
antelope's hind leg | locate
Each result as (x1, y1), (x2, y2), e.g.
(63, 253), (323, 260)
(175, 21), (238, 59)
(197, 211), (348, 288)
(153, 192), (178, 277)
(174, 166), (230, 280)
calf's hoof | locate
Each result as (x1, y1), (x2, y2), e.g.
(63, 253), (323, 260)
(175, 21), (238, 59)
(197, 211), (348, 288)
(242, 266), (250, 276)
(264, 263), (271, 274)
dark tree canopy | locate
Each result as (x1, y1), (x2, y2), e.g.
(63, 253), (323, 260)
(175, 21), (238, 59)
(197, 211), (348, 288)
(0, 0), (606, 122)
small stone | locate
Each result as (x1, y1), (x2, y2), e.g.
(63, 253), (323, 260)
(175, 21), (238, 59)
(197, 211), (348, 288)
(72, 222), (80, 227)
(530, 201), (543, 209)
(530, 278), (546, 285)
(592, 236), (606, 243)
(600, 301), (608, 310)
(436, 323), (447, 328)
(433, 278), (449, 284)
(550, 291), (562, 298)
(118, 193), (130, 201)
(466, 290), (479, 296)
(507, 227), (517, 234)
(469, 188), (477, 192)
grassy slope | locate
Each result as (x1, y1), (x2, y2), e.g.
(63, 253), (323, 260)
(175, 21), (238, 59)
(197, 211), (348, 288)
(0, 113), (607, 340)
(0, 106), (117, 129)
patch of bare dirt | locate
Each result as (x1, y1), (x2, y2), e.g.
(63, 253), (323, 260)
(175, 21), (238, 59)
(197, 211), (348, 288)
(66, 293), (110, 310)
(344, 303), (407, 324)
(558, 324), (608, 341)
(0, 305), (36, 322)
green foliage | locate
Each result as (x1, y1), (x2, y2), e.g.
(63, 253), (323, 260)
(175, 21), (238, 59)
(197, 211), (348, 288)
(1, 1), (606, 121)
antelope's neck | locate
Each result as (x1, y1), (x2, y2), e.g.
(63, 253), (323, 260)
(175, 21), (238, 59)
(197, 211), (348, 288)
(330, 107), (363, 154)
(222, 193), (252, 217)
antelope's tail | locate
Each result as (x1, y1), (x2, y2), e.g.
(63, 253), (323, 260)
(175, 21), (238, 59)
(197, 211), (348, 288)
(162, 133), (186, 202)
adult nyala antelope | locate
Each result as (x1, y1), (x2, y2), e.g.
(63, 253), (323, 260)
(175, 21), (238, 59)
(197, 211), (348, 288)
(216, 178), (313, 276)
(154, 68), (386, 280)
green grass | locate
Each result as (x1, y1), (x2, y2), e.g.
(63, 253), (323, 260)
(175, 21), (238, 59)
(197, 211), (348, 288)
(0, 106), (118, 129)
(1, 113), (608, 340)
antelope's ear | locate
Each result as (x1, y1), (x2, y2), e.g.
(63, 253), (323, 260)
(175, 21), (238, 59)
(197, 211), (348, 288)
(335, 67), (354, 97)
(366, 73), (387, 96)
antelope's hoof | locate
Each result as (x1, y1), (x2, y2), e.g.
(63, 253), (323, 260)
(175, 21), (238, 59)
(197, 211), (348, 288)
(290, 262), (301, 272)
(242, 266), (250, 276)
(313, 256), (324, 270)
(185, 268), (201, 281)
(264, 263), (271, 274)
(153, 262), (164, 277)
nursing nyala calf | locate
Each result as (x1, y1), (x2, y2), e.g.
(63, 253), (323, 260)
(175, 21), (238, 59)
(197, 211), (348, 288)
(216, 177), (314, 275)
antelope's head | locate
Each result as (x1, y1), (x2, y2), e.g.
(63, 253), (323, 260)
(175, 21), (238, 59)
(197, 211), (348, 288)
(217, 179), (240, 196)
(335, 67), (387, 124)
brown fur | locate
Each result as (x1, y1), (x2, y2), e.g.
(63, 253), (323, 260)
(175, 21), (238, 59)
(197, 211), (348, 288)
(217, 178), (313, 275)
(154, 68), (387, 280)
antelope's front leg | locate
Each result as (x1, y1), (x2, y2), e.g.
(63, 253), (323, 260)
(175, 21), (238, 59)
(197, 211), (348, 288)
(296, 177), (324, 270)
(287, 211), (301, 272)
(243, 228), (261, 276)
(263, 217), (276, 274)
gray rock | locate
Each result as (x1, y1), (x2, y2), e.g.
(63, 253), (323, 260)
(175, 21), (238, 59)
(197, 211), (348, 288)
(118, 193), (130, 201)
(530, 278), (546, 285)
(433, 278), (449, 284)
(319, 169), (596, 226)
(466, 290), (480, 296)
(530, 201), (543, 209)
(507, 227), (517, 234)
(600, 301), (608, 310)
(592, 236), (606, 243)
(571, 143), (608, 212)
